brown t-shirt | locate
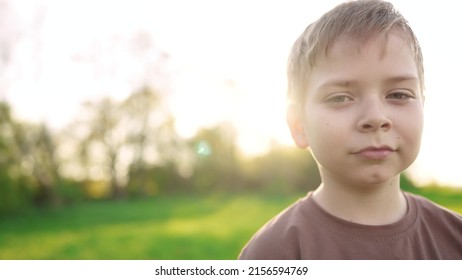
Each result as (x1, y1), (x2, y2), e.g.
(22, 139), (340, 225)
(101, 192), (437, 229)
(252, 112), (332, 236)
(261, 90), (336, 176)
(239, 192), (462, 259)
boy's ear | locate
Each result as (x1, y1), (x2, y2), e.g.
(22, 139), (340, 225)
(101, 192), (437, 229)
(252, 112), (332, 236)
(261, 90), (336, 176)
(286, 104), (309, 149)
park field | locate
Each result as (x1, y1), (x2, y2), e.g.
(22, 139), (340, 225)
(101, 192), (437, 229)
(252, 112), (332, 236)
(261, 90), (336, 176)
(1, 189), (461, 260)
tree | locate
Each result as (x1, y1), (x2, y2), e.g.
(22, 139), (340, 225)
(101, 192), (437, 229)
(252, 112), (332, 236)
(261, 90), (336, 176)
(0, 101), (28, 213)
(70, 96), (126, 198)
(12, 122), (61, 205)
(189, 122), (242, 193)
(241, 142), (320, 194)
(0, 101), (62, 211)
(69, 87), (186, 198)
(123, 87), (191, 196)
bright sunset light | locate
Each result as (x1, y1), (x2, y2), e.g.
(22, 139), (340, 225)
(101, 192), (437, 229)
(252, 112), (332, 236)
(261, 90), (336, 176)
(4, 0), (462, 187)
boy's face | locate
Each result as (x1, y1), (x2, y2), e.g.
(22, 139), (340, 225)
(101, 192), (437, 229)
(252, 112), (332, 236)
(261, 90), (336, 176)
(288, 32), (424, 188)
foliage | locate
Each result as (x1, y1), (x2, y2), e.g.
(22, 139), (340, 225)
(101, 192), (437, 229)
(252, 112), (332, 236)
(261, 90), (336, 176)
(240, 142), (320, 194)
(58, 86), (188, 200)
(0, 102), (61, 212)
(188, 123), (242, 193)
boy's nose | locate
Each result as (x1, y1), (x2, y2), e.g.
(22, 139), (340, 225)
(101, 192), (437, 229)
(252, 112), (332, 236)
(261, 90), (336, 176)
(357, 101), (392, 132)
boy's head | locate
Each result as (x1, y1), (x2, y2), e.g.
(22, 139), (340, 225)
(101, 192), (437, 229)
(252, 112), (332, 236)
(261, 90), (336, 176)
(286, 0), (425, 187)
(287, 0), (424, 106)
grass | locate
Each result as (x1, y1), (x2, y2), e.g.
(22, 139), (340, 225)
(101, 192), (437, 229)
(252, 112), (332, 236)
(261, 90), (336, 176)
(0, 194), (301, 259)
(0, 189), (461, 260)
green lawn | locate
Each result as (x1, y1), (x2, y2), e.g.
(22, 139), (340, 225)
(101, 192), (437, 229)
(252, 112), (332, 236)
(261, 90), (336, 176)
(0, 194), (301, 259)
(0, 190), (461, 260)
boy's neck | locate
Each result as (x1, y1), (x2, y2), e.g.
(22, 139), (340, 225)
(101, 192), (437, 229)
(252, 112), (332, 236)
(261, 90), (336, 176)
(312, 177), (407, 226)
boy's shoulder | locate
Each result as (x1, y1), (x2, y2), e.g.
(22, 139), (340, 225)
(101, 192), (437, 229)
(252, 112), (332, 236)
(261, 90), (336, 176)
(239, 192), (323, 260)
(405, 191), (462, 226)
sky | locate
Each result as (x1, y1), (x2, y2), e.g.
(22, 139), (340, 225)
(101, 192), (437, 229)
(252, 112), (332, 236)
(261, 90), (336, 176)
(3, 0), (462, 187)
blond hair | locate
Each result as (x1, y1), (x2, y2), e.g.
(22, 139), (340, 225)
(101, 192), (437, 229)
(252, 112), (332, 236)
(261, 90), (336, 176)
(287, 0), (424, 105)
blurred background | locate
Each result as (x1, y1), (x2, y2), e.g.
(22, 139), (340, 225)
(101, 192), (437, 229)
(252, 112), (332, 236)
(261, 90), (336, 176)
(1, 0), (461, 259)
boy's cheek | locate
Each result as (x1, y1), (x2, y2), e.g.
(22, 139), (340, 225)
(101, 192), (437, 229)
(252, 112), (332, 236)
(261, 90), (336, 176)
(286, 105), (310, 149)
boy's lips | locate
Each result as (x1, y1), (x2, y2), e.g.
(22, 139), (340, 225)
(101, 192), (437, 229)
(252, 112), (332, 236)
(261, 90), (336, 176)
(354, 146), (395, 160)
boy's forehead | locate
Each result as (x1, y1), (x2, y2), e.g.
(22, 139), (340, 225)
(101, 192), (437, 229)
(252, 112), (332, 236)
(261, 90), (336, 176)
(309, 32), (420, 88)
(319, 31), (410, 63)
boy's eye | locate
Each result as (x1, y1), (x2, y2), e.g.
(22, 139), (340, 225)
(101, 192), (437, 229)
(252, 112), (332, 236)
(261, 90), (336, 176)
(326, 95), (353, 103)
(386, 92), (414, 100)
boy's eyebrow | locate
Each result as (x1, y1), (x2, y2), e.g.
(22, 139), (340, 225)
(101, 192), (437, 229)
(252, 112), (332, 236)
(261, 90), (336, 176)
(318, 79), (353, 89)
(384, 75), (419, 84)
(318, 75), (419, 89)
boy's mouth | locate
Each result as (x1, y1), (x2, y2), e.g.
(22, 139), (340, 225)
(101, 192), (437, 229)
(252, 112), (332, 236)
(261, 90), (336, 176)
(354, 146), (395, 160)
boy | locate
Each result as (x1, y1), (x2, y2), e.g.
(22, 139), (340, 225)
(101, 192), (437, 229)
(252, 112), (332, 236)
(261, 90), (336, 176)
(239, 0), (462, 259)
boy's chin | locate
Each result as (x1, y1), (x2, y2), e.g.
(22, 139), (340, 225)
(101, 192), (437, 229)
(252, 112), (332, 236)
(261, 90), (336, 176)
(352, 174), (401, 190)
